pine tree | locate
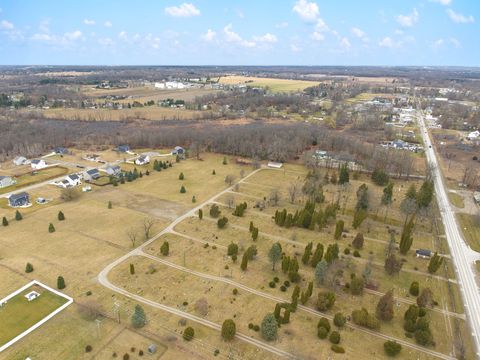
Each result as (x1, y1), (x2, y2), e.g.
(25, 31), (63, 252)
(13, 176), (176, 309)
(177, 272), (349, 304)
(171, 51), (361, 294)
(376, 290), (394, 321)
(48, 223), (56, 233)
(352, 209), (367, 229)
(131, 304), (147, 328)
(130, 263), (135, 274)
(180, 185), (186, 193)
(352, 233), (364, 249)
(385, 254), (403, 276)
(212, 169), (216, 175)
(288, 258), (300, 282)
(2, 216), (8, 226)
(268, 243), (282, 271)
(241, 252), (249, 271)
(25, 262), (34, 273)
(183, 327), (194, 341)
(310, 243), (324, 268)
(325, 244), (339, 264)
(291, 285), (300, 311)
(315, 260), (328, 285)
(198, 209), (203, 220)
(221, 319), (236, 340)
(409, 281), (420, 296)
(260, 313), (278, 341)
(179, 172), (184, 180)
(350, 275), (364, 295)
(281, 256), (290, 273)
(192, 196), (196, 203)
(57, 276), (66, 289)
(58, 211), (65, 221)
(399, 216), (415, 254)
(302, 242), (313, 264)
(251, 227), (259, 241)
(338, 163), (349, 184)
(222, 156), (228, 165)
(15, 210), (22, 221)
(227, 242), (239, 257)
(427, 252), (443, 274)
(160, 241), (169, 256)
(334, 220), (344, 239)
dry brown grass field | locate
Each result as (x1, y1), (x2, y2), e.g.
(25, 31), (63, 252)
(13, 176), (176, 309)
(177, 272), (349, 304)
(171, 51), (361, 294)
(219, 75), (320, 93)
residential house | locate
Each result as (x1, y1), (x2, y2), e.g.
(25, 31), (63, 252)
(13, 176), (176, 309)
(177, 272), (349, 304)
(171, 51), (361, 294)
(105, 165), (122, 176)
(115, 145), (130, 153)
(83, 168), (101, 181)
(54, 147), (69, 155)
(8, 192), (30, 207)
(135, 155), (150, 165)
(31, 159), (48, 170)
(467, 130), (480, 140)
(172, 146), (185, 155)
(0, 176), (16, 189)
(65, 174), (81, 186)
(12, 156), (29, 166)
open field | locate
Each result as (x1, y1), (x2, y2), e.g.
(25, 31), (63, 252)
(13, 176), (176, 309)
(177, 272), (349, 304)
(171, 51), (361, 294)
(0, 284), (68, 347)
(219, 75), (320, 93)
(456, 213), (480, 252)
(448, 192), (465, 209)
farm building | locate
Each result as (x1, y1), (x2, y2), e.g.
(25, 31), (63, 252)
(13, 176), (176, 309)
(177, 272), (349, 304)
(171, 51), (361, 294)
(0, 176), (16, 188)
(8, 192), (30, 207)
(135, 155), (150, 165)
(83, 168), (100, 181)
(31, 159), (48, 170)
(12, 156), (28, 166)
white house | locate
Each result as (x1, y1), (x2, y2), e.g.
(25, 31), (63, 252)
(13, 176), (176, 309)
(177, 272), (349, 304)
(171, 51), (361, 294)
(0, 176), (16, 189)
(57, 174), (81, 188)
(467, 130), (480, 140)
(135, 155), (150, 165)
(31, 159), (48, 170)
(13, 156), (29, 166)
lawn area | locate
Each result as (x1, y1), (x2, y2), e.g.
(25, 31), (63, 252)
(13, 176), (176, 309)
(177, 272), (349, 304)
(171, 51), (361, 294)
(0, 166), (69, 195)
(457, 213), (480, 252)
(448, 192), (465, 208)
(219, 75), (320, 93)
(0, 285), (68, 347)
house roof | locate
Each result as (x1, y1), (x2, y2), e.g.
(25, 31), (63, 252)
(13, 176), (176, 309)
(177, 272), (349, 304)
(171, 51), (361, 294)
(9, 192), (29, 201)
(14, 156), (26, 160)
(86, 168), (99, 175)
(416, 249), (431, 256)
(0, 176), (10, 180)
(117, 145), (130, 151)
(68, 174), (79, 180)
(31, 159), (42, 164)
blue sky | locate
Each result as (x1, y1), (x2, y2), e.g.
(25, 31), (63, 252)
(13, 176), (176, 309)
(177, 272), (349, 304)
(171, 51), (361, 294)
(0, 0), (478, 66)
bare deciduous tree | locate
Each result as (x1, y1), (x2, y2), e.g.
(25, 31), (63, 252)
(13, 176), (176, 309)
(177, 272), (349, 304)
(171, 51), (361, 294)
(225, 174), (236, 186)
(127, 228), (139, 248)
(225, 195), (235, 209)
(288, 182), (301, 204)
(269, 188), (281, 206)
(143, 218), (155, 240)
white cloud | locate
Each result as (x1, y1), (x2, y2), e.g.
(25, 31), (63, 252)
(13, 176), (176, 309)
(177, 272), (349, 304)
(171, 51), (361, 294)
(311, 31), (325, 41)
(429, 0), (451, 5)
(0, 20), (14, 30)
(276, 22), (288, 29)
(104, 21), (112, 28)
(83, 19), (95, 25)
(432, 37), (461, 49)
(39, 19), (50, 33)
(351, 27), (369, 42)
(396, 8), (419, 27)
(202, 29), (216, 42)
(379, 36), (394, 48)
(340, 37), (351, 49)
(223, 24), (256, 47)
(253, 33), (278, 43)
(98, 37), (114, 46)
(165, 3), (200, 17)
(65, 30), (82, 41)
(31, 30), (83, 46)
(292, 0), (319, 22)
(118, 31), (128, 41)
(290, 43), (301, 52)
(446, 9), (474, 23)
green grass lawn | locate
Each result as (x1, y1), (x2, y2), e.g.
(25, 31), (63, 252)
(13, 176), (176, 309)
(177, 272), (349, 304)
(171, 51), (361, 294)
(448, 192), (465, 208)
(0, 286), (68, 346)
(457, 213), (480, 252)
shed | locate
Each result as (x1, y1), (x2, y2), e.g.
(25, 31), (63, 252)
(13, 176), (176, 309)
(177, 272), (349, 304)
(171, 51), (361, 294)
(148, 344), (157, 354)
(267, 162), (283, 169)
(415, 249), (432, 259)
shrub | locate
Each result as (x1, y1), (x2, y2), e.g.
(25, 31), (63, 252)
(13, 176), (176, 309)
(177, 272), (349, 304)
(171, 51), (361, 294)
(129, 263), (135, 275)
(48, 223), (56, 233)
(253, 325), (260, 331)
(352, 308), (379, 330)
(123, 354), (129, 360)
(353, 250), (361, 257)
(260, 313), (278, 341)
(183, 327), (194, 341)
(317, 326), (329, 339)
(221, 319), (236, 340)
(273, 277), (280, 283)
(192, 196), (196, 203)
(344, 248), (350, 255)
(57, 276), (66, 289)
(85, 345), (92, 353)
(329, 331), (341, 344)
(333, 312), (346, 327)
(212, 169), (216, 175)
(284, 280), (290, 287)
(248, 323), (254, 329)
(131, 305), (147, 328)
(160, 241), (169, 256)
(280, 285), (287, 292)
(179, 172), (184, 180)
(384, 340), (402, 357)
(2, 216), (8, 226)
(180, 185), (186, 193)
(269, 281), (276, 288)
(217, 217), (229, 229)
(25, 262), (34, 273)
(317, 317), (331, 333)
(331, 345), (345, 354)
(409, 281), (420, 296)
(108, 201), (112, 209)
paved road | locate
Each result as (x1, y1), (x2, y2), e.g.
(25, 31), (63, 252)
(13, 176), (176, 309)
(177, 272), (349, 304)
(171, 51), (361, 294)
(418, 110), (480, 358)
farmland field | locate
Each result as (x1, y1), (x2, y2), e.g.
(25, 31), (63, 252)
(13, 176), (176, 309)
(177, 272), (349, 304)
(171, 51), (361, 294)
(219, 75), (320, 93)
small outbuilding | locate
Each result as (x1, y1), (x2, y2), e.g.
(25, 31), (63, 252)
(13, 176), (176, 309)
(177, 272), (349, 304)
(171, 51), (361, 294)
(172, 146), (185, 155)
(415, 249), (432, 259)
(148, 344), (157, 354)
(267, 162), (283, 169)
(0, 176), (16, 189)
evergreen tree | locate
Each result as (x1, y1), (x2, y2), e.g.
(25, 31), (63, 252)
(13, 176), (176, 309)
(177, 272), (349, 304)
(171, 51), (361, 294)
(333, 312), (346, 327)
(376, 290), (395, 321)
(58, 211), (65, 221)
(268, 243), (282, 271)
(180, 185), (186, 193)
(315, 260), (328, 285)
(302, 242), (313, 264)
(384, 340), (402, 357)
(317, 291), (336, 311)
(209, 204), (221, 218)
(183, 327), (194, 341)
(350, 275), (364, 295)
(227, 242), (239, 257)
(198, 209), (203, 220)
(281, 256), (290, 273)
(334, 220), (344, 239)
(240, 252), (249, 271)
(48, 223), (56, 233)
(352, 209), (367, 229)
(261, 313), (278, 341)
(417, 180), (434, 209)
(385, 254), (403, 276)
(338, 163), (349, 184)
(382, 183), (394, 205)
(57, 276), (66, 289)
(2, 216), (8, 226)
(352, 233), (364, 249)
(325, 244), (339, 264)
(25, 262), (34, 273)
(160, 241), (169, 256)
(15, 210), (22, 221)
(129, 263), (135, 275)
(192, 196), (196, 203)
(251, 227), (259, 241)
(371, 168), (390, 186)
(409, 281), (420, 296)
(355, 183), (369, 210)
(221, 319), (236, 340)
(131, 305), (147, 328)
(108, 201), (112, 209)
(399, 216), (415, 254)
(222, 156), (228, 165)
(427, 252), (443, 274)
(217, 216), (229, 228)
(288, 257), (300, 282)
(179, 172), (184, 180)
(212, 169), (216, 175)
(249, 221), (254, 232)
(310, 243), (324, 268)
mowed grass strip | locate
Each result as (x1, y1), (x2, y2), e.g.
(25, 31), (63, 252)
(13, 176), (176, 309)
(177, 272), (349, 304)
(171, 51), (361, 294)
(457, 213), (480, 252)
(0, 286), (68, 346)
